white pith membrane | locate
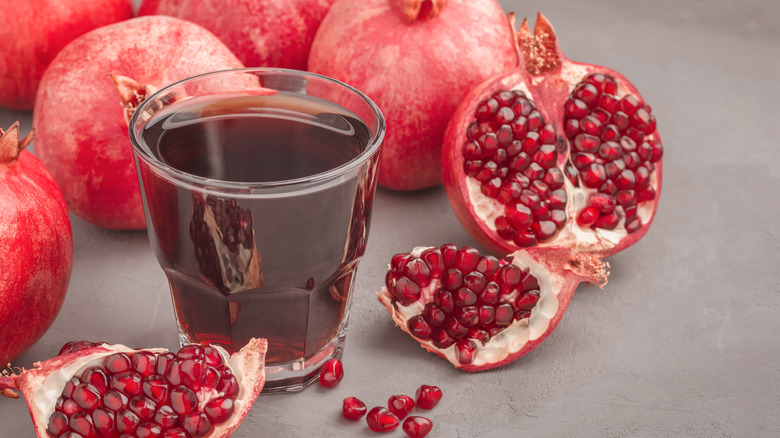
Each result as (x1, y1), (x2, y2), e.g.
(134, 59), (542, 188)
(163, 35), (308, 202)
(378, 247), (562, 369)
(199, 194), (263, 294)
(7, 339), (266, 438)
(465, 65), (658, 254)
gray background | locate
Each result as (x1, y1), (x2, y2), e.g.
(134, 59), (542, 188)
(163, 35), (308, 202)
(2, 0), (779, 436)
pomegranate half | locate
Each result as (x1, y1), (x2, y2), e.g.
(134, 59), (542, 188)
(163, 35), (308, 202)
(0, 339), (267, 437)
(442, 13), (663, 257)
(0, 123), (73, 366)
(377, 244), (608, 371)
(309, 0), (519, 191)
(33, 16), (245, 230)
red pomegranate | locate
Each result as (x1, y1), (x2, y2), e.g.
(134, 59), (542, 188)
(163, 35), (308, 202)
(309, 0), (519, 191)
(139, 0), (335, 70)
(33, 16), (245, 230)
(0, 339), (267, 437)
(0, 123), (72, 366)
(377, 244), (608, 371)
(0, 0), (133, 110)
(442, 13), (663, 257)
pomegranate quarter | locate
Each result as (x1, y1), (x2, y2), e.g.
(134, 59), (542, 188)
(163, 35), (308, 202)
(443, 13), (663, 258)
(378, 245), (608, 371)
(0, 339), (267, 438)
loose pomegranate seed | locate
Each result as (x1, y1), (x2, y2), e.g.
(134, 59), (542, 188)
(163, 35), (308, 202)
(366, 406), (400, 433)
(403, 416), (434, 438)
(388, 395), (415, 419)
(318, 358), (344, 387)
(415, 385), (442, 410)
(342, 396), (367, 420)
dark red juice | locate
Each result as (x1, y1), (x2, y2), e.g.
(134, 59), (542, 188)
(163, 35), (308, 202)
(139, 93), (375, 368)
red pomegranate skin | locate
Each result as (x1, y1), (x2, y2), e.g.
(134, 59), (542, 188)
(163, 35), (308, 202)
(309, 0), (519, 191)
(33, 16), (245, 230)
(139, 0), (336, 70)
(0, 125), (73, 365)
(0, 0), (133, 110)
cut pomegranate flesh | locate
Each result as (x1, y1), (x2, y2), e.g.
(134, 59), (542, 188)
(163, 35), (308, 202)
(414, 385), (442, 410)
(402, 416), (434, 438)
(378, 244), (608, 371)
(318, 358), (344, 388)
(366, 406), (399, 433)
(0, 339), (267, 438)
(342, 396), (367, 421)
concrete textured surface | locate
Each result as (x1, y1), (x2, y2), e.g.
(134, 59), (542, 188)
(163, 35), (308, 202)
(1, 0), (779, 436)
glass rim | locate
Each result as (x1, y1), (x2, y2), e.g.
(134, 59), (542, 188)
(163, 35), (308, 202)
(128, 67), (385, 194)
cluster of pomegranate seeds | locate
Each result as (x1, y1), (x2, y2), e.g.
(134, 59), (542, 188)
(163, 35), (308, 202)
(190, 194), (255, 293)
(462, 90), (567, 246)
(46, 344), (240, 438)
(386, 244), (541, 365)
(563, 73), (663, 232)
(318, 358), (344, 387)
(342, 385), (440, 437)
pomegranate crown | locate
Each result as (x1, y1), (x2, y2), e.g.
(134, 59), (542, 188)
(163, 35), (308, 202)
(402, 0), (447, 22)
(0, 122), (37, 164)
(517, 12), (563, 75)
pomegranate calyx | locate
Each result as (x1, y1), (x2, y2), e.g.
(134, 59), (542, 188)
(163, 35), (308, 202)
(517, 13), (562, 76)
(402, 0), (447, 22)
(0, 122), (37, 163)
(110, 74), (159, 124)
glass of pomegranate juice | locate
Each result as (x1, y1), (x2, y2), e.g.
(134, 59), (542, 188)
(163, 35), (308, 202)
(128, 68), (384, 392)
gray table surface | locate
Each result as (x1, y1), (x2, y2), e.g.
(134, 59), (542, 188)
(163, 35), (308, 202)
(2, 0), (779, 436)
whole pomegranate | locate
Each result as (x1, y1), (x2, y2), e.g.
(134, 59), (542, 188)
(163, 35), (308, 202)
(33, 16), (245, 230)
(442, 13), (663, 257)
(309, 0), (519, 191)
(0, 123), (73, 366)
(0, 339), (267, 437)
(0, 0), (133, 110)
(377, 244), (607, 371)
(139, 0), (336, 70)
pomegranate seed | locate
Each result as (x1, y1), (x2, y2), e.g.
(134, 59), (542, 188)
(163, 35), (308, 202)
(129, 395), (157, 421)
(103, 389), (128, 411)
(595, 212), (620, 230)
(432, 329), (455, 349)
(104, 353), (132, 374)
(111, 371), (143, 397)
(582, 163), (607, 188)
(204, 397), (234, 423)
(455, 339), (477, 364)
(81, 368), (108, 393)
(202, 346), (222, 367)
(163, 428), (189, 438)
(455, 306), (479, 327)
(443, 315), (468, 339)
(454, 247), (480, 272)
(403, 416), (434, 438)
(342, 396), (368, 420)
(92, 408), (115, 436)
(475, 256), (500, 278)
(69, 411), (96, 437)
(143, 375), (171, 404)
(515, 290), (541, 310)
(619, 94), (640, 115)
(170, 386), (198, 415)
(388, 395), (415, 419)
(366, 407), (400, 433)
(63, 377), (79, 399)
(420, 248), (445, 273)
(390, 276), (421, 305)
(422, 303), (446, 327)
(496, 264), (522, 288)
(155, 405), (180, 429)
(176, 345), (204, 361)
(408, 315), (434, 340)
(72, 383), (101, 411)
(216, 373), (239, 400)
(434, 289), (455, 313)
(494, 304), (515, 326)
(507, 204), (532, 230)
(60, 398), (81, 415)
(462, 271), (486, 293)
(475, 98), (498, 121)
(589, 193), (616, 213)
(47, 411), (69, 436)
(156, 353), (175, 376)
(440, 268), (462, 290)
(415, 385), (443, 410)
(164, 359), (182, 386)
(182, 412), (213, 437)
(403, 258), (431, 287)
(626, 217), (642, 233)
(477, 282), (500, 304)
(638, 186), (656, 202)
(319, 358), (344, 387)
(116, 408), (140, 434)
(136, 422), (163, 438)
(132, 352), (157, 377)
(477, 305), (496, 325)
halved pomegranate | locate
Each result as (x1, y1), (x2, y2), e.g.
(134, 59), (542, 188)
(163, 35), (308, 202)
(377, 244), (607, 371)
(442, 13), (663, 257)
(0, 339), (267, 437)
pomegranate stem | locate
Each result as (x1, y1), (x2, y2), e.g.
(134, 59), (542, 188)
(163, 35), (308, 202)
(402, 0), (447, 22)
(517, 12), (562, 76)
(0, 122), (36, 163)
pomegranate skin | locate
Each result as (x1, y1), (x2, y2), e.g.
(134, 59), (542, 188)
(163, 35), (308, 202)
(309, 0), (519, 191)
(139, 0), (336, 70)
(442, 13), (663, 258)
(33, 16), (245, 230)
(0, 0), (133, 110)
(0, 123), (73, 365)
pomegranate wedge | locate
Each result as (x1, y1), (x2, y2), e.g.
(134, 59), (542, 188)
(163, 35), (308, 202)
(378, 245), (607, 371)
(1, 339), (266, 437)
